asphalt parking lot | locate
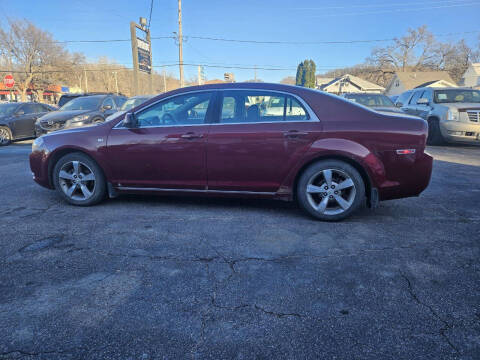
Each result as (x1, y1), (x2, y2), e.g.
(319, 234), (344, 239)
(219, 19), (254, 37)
(0, 141), (479, 359)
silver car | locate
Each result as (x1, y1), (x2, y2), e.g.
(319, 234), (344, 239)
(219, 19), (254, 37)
(397, 87), (480, 145)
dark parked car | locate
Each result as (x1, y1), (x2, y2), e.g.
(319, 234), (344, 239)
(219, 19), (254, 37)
(341, 93), (404, 113)
(105, 95), (154, 122)
(57, 92), (126, 108)
(0, 102), (55, 146)
(30, 83), (432, 221)
(36, 94), (127, 136)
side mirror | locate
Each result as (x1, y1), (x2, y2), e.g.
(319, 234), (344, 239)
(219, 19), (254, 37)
(123, 113), (137, 128)
(103, 104), (113, 111)
(417, 98), (429, 105)
(395, 103), (402, 108)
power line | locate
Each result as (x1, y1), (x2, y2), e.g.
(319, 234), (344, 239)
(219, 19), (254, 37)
(51, 29), (480, 46)
(295, 0), (473, 10)
(309, 1), (480, 17)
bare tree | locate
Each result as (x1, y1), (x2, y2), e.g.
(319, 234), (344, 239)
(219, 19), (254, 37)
(0, 18), (81, 101)
(368, 26), (437, 72)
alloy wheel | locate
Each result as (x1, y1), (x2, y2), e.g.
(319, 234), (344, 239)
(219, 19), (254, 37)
(58, 160), (96, 201)
(0, 128), (11, 145)
(305, 169), (356, 216)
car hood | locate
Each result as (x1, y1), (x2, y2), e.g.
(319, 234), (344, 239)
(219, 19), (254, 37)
(37, 109), (93, 123)
(438, 103), (480, 110)
(372, 106), (404, 114)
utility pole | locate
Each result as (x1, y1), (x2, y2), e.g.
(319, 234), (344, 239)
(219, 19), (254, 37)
(163, 69), (167, 92)
(146, 28), (153, 94)
(84, 67), (88, 92)
(113, 71), (119, 94)
(178, 0), (184, 87)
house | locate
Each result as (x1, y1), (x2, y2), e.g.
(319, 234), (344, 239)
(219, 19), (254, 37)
(385, 71), (456, 96)
(317, 74), (384, 94)
(459, 63), (480, 88)
(315, 76), (334, 89)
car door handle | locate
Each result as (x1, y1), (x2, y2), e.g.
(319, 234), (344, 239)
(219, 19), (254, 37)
(181, 132), (204, 139)
(283, 130), (309, 138)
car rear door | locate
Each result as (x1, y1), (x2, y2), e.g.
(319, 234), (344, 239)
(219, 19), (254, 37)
(106, 91), (214, 189)
(206, 90), (319, 193)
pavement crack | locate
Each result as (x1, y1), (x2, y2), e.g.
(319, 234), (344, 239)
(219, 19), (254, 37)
(253, 304), (303, 318)
(400, 271), (459, 353)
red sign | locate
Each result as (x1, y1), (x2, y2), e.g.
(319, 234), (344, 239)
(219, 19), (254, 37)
(3, 74), (14, 88)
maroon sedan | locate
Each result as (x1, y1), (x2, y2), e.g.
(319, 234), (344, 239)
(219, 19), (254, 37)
(30, 83), (433, 221)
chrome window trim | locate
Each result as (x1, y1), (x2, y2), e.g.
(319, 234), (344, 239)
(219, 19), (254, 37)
(113, 88), (319, 130)
(113, 89), (215, 129)
(217, 88), (319, 124)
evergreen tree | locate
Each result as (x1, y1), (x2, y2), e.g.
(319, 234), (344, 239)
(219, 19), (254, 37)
(295, 59), (317, 88)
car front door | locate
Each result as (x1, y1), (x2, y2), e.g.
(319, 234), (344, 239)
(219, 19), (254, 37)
(106, 91), (214, 189)
(206, 90), (319, 193)
(405, 90), (424, 117)
(11, 104), (41, 139)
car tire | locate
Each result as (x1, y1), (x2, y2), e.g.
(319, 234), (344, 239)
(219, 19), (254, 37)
(427, 118), (445, 145)
(53, 152), (106, 206)
(296, 160), (365, 221)
(0, 126), (12, 146)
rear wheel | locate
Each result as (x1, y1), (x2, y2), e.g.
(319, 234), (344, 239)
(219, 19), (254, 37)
(53, 152), (106, 206)
(427, 118), (445, 145)
(296, 160), (365, 221)
(0, 126), (12, 146)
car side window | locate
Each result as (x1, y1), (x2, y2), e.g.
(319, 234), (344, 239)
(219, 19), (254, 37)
(114, 96), (127, 108)
(396, 91), (412, 107)
(220, 90), (308, 124)
(102, 97), (115, 109)
(409, 90), (424, 105)
(285, 96), (309, 121)
(136, 92), (212, 127)
(21, 104), (38, 114)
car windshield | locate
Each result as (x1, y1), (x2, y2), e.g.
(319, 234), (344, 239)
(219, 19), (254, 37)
(120, 97), (150, 111)
(0, 103), (19, 116)
(60, 96), (102, 111)
(345, 94), (395, 107)
(434, 89), (480, 103)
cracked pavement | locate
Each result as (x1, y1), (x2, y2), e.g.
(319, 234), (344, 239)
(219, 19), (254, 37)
(0, 142), (479, 359)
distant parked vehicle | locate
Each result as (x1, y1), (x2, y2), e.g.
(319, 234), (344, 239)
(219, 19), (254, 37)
(398, 87), (480, 145)
(57, 92), (126, 108)
(105, 95), (154, 122)
(36, 94), (127, 136)
(341, 93), (404, 113)
(0, 102), (55, 146)
(30, 82), (433, 221)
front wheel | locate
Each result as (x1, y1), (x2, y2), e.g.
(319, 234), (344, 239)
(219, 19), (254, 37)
(53, 152), (106, 206)
(296, 160), (365, 221)
(427, 118), (445, 145)
(0, 126), (12, 146)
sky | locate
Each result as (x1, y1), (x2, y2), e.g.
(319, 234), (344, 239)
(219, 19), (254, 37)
(1, 0), (480, 83)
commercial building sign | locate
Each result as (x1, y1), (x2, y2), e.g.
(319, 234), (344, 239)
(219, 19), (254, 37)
(137, 38), (151, 74)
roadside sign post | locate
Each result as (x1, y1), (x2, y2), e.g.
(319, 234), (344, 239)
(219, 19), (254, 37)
(130, 19), (153, 96)
(3, 75), (15, 101)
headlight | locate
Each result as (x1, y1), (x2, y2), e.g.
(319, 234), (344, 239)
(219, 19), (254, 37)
(446, 109), (459, 121)
(70, 115), (90, 122)
(32, 136), (46, 152)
